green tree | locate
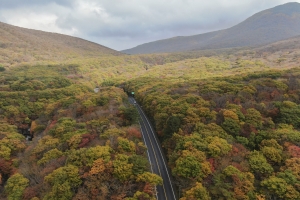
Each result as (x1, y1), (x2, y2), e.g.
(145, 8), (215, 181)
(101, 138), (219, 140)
(5, 173), (29, 200)
(261, 146), (282, 164)
(44, 182), (73, 200)
(245, 108), (262, 128)
(173, 154), (201, 179)
(277, 170), (299, 185)
(211, 165), (255, 200)
(136, 172), (163, 185)
(0, 65), (5, 72)
(277, 101), (300, 128)
(221, 118), (241, 136)
(126, 191), (154, 200)
(32, 135), (59, 158)
(260, 139), (283, 150)
(206, 136), (232, 157)
(165, 115), (181, 138)
(44, 165), (81, 200)
(173, 150), (211, 179)
(0, 145), (11, 160)
(281, 158), (300, 179)
(37, 148), (63, 165)
(117, 137), (136, 153)
(67, 145), (111, 167)
(96, 96), (109, 106)
(120, 105), (138, 125)
(261, 176), (288, 199)
(129, 155), (149, 175)
(248, 150), (274, 176)
(181, 182), (211, 200)
(112, 154), (133, 181)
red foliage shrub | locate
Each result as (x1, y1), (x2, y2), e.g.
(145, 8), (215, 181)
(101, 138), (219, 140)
(127, 127), (142, 139)
(40, 158), (64, 175)
(288, 145), (300, 158)
(111, 193), (126, 200)
(23, 187), (38, 200)
(78, 133), (97, 148)
(257, 91), (272, 101)
(232, 146), (239, 154)
(240, 108), (247, 115)
(143, 183), (155, 196)
(56, 155), (67, 166)
(0, 159), (14, 184)
(232, 162), (244, 172)
(0, 159), (12, 176)
(267, 108), (279, 119)
(270, 90), (280, 99)
(157, 130), (163, 137)
(214, 143), (249, 173)
(45, 120), (57, 132)
(230, 144), (249, 158)
(91, 188), (99, 196)
(241, 123), (257, 137)
(19, 124), (29, 129)
(40, 166), (56, 177)
(79, 138), (90, 148)
(234, 98), (241, 105)
(208, 158), (215, 173)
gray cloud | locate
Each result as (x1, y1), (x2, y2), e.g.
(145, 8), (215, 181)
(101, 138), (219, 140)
(0, 0), (299, 50)
(0, 0), (73, 8)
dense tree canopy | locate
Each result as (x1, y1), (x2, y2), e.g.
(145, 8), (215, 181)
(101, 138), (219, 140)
(0, 64), (160, 199)
(126, 67), (300, 199)
(1, 44), (300, 199)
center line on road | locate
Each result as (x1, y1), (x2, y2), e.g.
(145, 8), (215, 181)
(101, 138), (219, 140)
(129, 97), (177, 200)
(137, 104), (177, 200)
(138, 111), (168, 199)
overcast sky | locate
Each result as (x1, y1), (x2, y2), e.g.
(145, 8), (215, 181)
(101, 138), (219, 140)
(0, 0), (299, 50)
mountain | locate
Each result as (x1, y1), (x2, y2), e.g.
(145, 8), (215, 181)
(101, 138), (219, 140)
(122, 2), (300, 54)
(0, 21), (120, 66)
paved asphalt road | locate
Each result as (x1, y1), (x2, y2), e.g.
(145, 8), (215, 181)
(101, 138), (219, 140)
(129, 97), (177, 200)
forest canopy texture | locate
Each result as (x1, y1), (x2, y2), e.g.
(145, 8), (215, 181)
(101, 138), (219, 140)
(1, 13), (300, 199)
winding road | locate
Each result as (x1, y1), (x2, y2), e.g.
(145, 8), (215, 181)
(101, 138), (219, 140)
(129, 97), (177, 200)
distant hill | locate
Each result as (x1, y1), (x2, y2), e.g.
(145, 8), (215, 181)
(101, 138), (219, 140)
(0, 21), (120, 66)
(122, 2), (300, 54)
(255, 35), (300, 53)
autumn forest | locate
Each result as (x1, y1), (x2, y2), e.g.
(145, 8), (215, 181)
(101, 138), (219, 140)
(1, 7), (300, 200)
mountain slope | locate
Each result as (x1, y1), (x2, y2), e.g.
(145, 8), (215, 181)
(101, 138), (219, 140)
(0, 21), (120, 66)
(122, 2), (300, 54)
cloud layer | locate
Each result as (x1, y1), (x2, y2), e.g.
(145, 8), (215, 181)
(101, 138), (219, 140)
(0, 0), (298, 50)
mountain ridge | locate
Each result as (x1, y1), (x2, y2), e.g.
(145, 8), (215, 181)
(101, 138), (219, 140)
(122, 2), (300, 54)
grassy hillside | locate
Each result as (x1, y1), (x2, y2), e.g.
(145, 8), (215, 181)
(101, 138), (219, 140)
(123, 2), (300, 54)
(0, 21), (120, 67)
